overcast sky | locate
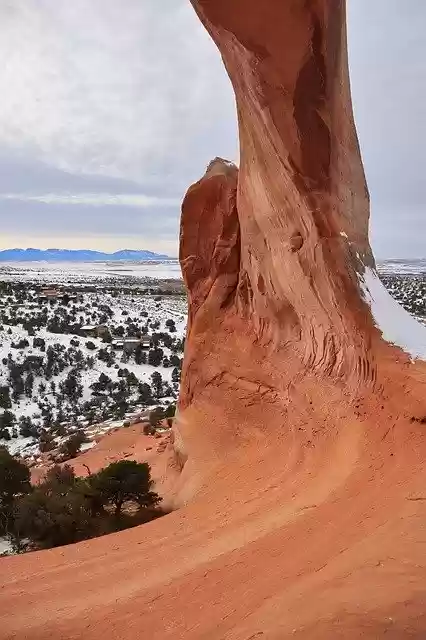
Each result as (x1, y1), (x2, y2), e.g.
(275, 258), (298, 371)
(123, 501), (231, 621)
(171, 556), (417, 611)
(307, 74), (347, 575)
(0, 0), (424, 258)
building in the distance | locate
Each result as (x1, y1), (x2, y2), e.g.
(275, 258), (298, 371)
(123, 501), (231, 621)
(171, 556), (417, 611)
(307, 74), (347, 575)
(112, 336), (151, 352)
(39, 287), (61, 302)
(81, 325), (110, 339)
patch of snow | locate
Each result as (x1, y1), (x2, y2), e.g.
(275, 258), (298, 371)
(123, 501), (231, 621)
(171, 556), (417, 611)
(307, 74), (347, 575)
(80, 441), (96, 452)
(7, 436), (36, 456)
(0, 537), (12, 555)
(340, 231), (348, 238)
(360, 267), (426, 360)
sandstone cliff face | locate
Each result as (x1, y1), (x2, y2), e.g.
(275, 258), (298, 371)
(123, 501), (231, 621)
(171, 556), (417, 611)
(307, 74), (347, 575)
(177, 0), (379, 474)
(181, 0), (375, 399)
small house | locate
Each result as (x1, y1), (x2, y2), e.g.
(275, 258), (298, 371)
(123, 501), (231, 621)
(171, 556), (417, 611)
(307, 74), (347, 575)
(39, 287), (61, 302)
(81, 325), (109, 339)
(123, 338), (143, 354)
(111, 336), (151, 352)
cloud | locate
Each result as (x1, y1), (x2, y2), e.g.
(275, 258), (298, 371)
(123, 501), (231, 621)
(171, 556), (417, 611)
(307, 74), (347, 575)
(0, 0), (237, 252)
(0, 0), (425, 257)
(348, 0), (426, 257)
(0, 0), (237, 191)
(0, 198), (179, 254)
(0, 193), (180, 208)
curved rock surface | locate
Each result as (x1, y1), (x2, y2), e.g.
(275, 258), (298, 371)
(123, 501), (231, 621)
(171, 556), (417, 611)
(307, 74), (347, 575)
(1, 2), (426, 639)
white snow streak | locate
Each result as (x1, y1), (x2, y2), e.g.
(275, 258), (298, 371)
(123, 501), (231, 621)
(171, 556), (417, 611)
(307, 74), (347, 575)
(360, 266), (426, 360)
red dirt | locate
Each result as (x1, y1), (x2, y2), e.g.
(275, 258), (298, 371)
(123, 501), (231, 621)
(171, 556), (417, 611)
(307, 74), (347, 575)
(1, 2), (426, 638)
(2, 353), (426, 638)
(31, 427), (179, 499)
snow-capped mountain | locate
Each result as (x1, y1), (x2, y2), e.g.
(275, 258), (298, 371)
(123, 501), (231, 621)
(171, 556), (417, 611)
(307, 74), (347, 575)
(0, 249), (171, 262)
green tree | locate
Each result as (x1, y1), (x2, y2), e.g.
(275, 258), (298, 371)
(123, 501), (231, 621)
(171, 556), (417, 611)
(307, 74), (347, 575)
(126, 372), (139, 387)
(151, 371), (163, 398)
(60, 370), (83, 403)
(9, 363), (25, 402)
(169, 354), (182, 369)
(0, 446), (31, 536)
(135, 346), (147, 365)
(0, 386), (11, 410)
(149, 405), (165, 428)
(92, 460), (160, 518)
(164, 404), (176, 419)
(148, 348), (163, 367)
(33, 337), (46, 350)
(39, 431), (55, 453)
(24, 371), (34, 397)
(138, 383), (153, 405)
(60, 432), (87, 460)
(18, 416), (37, 439)
(0, 411), (16, 439)
(14, 465), (94, 548)
(165, 319), (176, 333)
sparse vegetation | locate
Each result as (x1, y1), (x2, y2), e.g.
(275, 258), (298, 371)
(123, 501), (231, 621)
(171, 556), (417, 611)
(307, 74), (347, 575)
(91, 460), (160, 518)
(0, 453), (164, 552)
(0, 446), (31, 539)
(0, 278), (186, 462)
(60, 431), (87, 460)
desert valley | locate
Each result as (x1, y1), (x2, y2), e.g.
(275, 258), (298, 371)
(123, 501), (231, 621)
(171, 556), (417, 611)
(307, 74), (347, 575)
(1, 259), (426, 476)
(1, 1), (426, 639)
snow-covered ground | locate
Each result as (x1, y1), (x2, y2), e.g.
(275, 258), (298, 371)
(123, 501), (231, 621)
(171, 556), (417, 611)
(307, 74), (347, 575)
(2, 259), (426, 462)
(0, 271), (187, 462)
(377, 259), (426, 276)
(0, 260), (182, 284)
(0, 537), (12, 555)
(361, 267), (426, 360)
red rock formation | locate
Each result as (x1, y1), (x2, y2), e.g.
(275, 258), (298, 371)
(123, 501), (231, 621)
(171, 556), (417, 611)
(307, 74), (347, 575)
(182, 1), (375, 391)
(1, 2), (426, 639)
(176, 0), (379, 495)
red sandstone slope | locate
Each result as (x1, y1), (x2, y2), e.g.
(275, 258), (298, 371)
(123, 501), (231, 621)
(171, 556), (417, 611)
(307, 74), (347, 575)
(1, 2), (426, 639)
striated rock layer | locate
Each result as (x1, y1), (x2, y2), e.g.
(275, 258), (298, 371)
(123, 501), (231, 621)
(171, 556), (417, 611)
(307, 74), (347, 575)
(176, 0), (379, 492)
(1, 2), (426, 639)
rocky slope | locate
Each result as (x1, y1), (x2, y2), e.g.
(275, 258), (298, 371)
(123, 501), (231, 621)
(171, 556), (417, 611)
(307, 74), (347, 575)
(1, 2), (426, 639)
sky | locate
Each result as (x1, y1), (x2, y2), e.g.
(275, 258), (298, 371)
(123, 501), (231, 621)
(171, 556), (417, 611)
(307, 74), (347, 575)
(0, 0), (425, 259)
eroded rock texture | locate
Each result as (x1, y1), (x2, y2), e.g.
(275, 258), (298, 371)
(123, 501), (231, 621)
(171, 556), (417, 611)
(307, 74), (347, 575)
(177, 0), (379, 475)
(181, 1), (375, 401)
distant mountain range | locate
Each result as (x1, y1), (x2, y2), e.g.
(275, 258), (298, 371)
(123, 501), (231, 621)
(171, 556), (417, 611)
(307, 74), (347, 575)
(0, 248), (171, 262)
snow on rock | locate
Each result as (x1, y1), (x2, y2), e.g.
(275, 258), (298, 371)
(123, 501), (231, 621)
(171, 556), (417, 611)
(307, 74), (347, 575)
(360, 267), (426, 360)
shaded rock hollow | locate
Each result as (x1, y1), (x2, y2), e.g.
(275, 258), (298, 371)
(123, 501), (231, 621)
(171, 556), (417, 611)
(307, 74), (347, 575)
(1, 2), (426, 639)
